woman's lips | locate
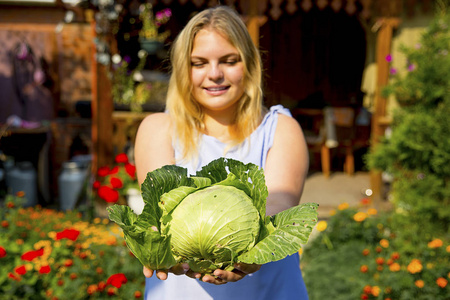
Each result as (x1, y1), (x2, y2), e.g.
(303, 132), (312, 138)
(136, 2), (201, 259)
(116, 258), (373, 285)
(204, 86), (229, 95)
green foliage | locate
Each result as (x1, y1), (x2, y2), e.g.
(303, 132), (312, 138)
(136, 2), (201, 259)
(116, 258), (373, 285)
(367, 8), (450, 230)
(0, 194), (144, 299)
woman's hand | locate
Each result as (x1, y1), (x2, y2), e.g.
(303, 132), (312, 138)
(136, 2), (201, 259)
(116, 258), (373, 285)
(201, 263), (261, 285)
(143, 264), (202, 280)
(143, 263), (261, 285)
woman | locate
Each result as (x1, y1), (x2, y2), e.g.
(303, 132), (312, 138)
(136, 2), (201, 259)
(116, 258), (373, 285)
(134, 5), (310, 299)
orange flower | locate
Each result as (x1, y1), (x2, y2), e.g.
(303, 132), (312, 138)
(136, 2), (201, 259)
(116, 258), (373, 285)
(360, 294), (369, 300)
(380, 239), (389, 248)
(415, 280), (424, 288)
(353, 212), (367, 222)
(87, 284), (98, 295)
(16, 191), (25, 197)
(367, 208), (377, 215)
(362, 249), (370, 256)
(371, 286), (380, 297)
(360, 265), (369, 273)
(389, 262), (400, 272)
(437, 277), (448, 288)
(338, 202), (349, 210)
(427, 238), (443, 248)
(363, 285), (372, 294)
(407, 259), (423, 274)
(134, 291), (142, 298)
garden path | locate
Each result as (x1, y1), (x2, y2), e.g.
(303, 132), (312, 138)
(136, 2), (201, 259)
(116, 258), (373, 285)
(301, 171), (372, 219)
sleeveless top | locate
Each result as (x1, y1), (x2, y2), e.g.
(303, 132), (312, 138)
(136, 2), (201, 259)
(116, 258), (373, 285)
(144, 105), (309, 300)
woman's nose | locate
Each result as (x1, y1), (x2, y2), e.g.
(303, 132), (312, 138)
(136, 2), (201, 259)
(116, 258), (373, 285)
(207, 63), (223, 81)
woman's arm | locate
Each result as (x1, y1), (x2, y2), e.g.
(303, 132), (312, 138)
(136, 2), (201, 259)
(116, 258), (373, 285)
(134, 112), (175, 186)
(134, 112), (177, 280)
(264, 114), (309, 216)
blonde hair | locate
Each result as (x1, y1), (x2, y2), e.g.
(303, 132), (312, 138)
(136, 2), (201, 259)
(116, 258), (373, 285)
(166, 5), (264, 161)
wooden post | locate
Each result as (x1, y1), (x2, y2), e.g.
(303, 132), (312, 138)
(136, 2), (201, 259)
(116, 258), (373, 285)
(244, 0), (267, 48)
(370, 17), (400, 201)
(90, 20), (113, 175)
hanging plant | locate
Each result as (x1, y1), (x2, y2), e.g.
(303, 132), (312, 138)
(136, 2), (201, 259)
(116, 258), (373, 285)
(138, 4), (172, 54)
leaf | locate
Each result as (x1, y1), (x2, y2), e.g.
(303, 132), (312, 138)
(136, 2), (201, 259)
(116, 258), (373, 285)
(237, 203), (319, 264)
(107, 204), (177, 269)
(140, 165), (193, 231)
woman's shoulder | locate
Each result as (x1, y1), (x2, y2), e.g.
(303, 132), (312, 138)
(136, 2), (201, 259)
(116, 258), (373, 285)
(136, 112), (172, 143)
(138, 112), (171, 132)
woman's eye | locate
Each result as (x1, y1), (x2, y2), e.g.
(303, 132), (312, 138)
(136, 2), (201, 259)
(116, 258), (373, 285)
(224, 60), (238, 65)
(191, 61), (205, 67)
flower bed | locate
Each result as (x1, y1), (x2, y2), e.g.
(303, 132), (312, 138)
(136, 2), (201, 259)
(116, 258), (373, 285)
(0, 194), (144, 299)
(301, 199), (449, 300)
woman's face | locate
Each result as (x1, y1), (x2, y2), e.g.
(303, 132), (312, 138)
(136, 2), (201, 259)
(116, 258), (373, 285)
(190, 28), (245, 116)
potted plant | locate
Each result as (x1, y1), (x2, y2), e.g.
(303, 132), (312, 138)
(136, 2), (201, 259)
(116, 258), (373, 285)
(138, 4), (172, 54)
(110, 50), (150, 112)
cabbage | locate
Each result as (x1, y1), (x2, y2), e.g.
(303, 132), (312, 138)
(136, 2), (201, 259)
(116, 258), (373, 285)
(107, 158), (318, 274)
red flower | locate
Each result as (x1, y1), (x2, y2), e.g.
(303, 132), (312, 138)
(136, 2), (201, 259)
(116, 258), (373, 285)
(376, 257), (384, 265)
(8, 272), (21, 281)
(15, 265), (27, 275)
(98, 281), (106, 292)
(110, 177), (123, 189)
(98, 186), (119, 203)
(360, 294), (369, 300)
(56, 228), (80, 241)
(0, 246), (6, 258)
(64, 259), (74, 267)
(107, 287), (116, 296)
(109, 166), (119, 175)
(115, 153), (129, 164)
(93, 180), (101, 189)
(6, 202), (15, 208)
(39, 265), (51, 274)
(134, 290), (142, 298)
(1, 220), (9, 228)
(125, 163), (136, 178)
(391, 252), (400, 260)
(107, 273), (128, 288)
(21, 248), (44, 261)
(97, 166), (110, 177)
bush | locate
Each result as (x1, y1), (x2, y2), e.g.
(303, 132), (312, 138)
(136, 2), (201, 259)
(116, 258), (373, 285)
(0, 193), (145, 300)
(301, 202), (450, 300)
(366, 7), (450, 231)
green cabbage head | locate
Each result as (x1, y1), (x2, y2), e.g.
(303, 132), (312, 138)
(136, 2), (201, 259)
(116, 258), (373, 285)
(107, 158), (318, 274)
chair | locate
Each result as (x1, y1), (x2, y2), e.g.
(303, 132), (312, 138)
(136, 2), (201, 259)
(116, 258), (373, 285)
(292, 107), (369, 178)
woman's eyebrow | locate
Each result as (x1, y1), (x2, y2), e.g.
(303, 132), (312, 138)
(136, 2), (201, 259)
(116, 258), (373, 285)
(190, 53), (240, 60)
